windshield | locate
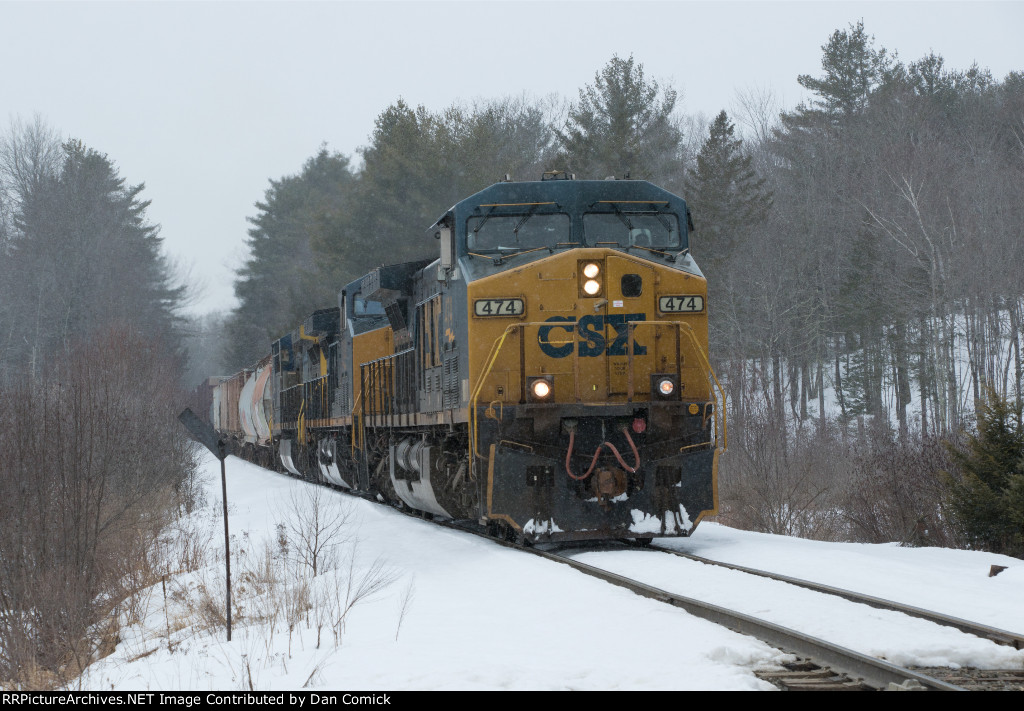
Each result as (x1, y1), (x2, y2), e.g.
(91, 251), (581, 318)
(584, 212), (681, 249)
(467, 212), (571, 252)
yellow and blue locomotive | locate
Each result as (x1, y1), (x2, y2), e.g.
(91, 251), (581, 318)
(217, 173), (725, 544)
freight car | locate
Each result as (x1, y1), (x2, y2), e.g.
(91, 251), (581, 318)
(213, 173), (725, 544)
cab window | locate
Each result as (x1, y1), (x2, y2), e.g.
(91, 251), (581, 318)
(583, 212), (681, 248)
(467, 213), (571, 252)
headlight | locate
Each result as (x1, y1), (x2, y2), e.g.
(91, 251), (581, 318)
(529, 377), (554, 401)
(579, 261), (603, 297)
(651, 374), (679, 400)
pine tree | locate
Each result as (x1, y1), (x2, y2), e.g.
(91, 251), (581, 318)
(3, 138), (184, 375)
(354, 100), (444, 250)
(943, 389), (1024, 557)
(223, 148), (355, 370)
(332, 97), (555, 282)
(788, 20), (895, 126)
(555, 55), (682, 184)
(683, 110), (771, 272)
(445, 96), (555, 190)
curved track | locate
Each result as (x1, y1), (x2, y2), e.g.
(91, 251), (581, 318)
(649, 545), (1024, 650)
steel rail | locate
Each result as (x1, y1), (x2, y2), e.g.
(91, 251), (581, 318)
(652, 546), (1024, 650)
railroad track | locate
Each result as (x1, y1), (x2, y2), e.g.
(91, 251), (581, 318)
(648, 544), (1024, 650)
(508, 538), (964, 691)
(644, 545), (1024, 690)
(239, 458), (1024, 690)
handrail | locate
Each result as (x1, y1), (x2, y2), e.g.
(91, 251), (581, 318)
(677, 323), (727, 451)
(350, 389), (364, 460)
(469, 324), (522, 459)
(360, 348), (416, 423)
(352, 348), (418, 459)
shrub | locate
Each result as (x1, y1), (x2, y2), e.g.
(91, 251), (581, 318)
(942, 388), (1024, 558)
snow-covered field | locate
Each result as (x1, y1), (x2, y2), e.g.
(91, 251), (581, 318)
(74, 452), (1023, 691)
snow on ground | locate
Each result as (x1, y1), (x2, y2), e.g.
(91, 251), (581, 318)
(75, 453), (785, 691)
(74, 451), (1023, 691)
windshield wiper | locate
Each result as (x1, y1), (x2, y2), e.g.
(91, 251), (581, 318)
(472, 206), (497, 236)
(667, 247), (689, 263)
(490, 205), (542, 264)
(490, 245), (550, 266)
(651, 209), (673, 234)
(512, 204), (538, 238)
(607, 203), (634, 233)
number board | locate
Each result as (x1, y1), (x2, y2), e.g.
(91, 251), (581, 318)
(658, 295), (704, 313)
(474, 298), (525, 317)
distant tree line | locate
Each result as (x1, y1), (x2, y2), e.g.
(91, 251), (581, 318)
(222, 26), (1023, 552)
(0, 119), (199, 687)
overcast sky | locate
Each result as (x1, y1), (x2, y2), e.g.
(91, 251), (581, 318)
(3, 1), (1022, 315)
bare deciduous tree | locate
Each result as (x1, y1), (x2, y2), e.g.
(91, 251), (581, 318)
(279, 486), (353, 577)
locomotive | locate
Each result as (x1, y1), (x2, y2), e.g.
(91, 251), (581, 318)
(209, 172), (725, 544)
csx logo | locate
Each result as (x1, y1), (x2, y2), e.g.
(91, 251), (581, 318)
(537, 314), (647, 358)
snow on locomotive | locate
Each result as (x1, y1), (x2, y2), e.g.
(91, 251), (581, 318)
(212, 173), (725, 543)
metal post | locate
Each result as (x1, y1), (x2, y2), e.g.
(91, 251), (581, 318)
(219, 442), (232, 642)
(176, 408), (233, 642)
